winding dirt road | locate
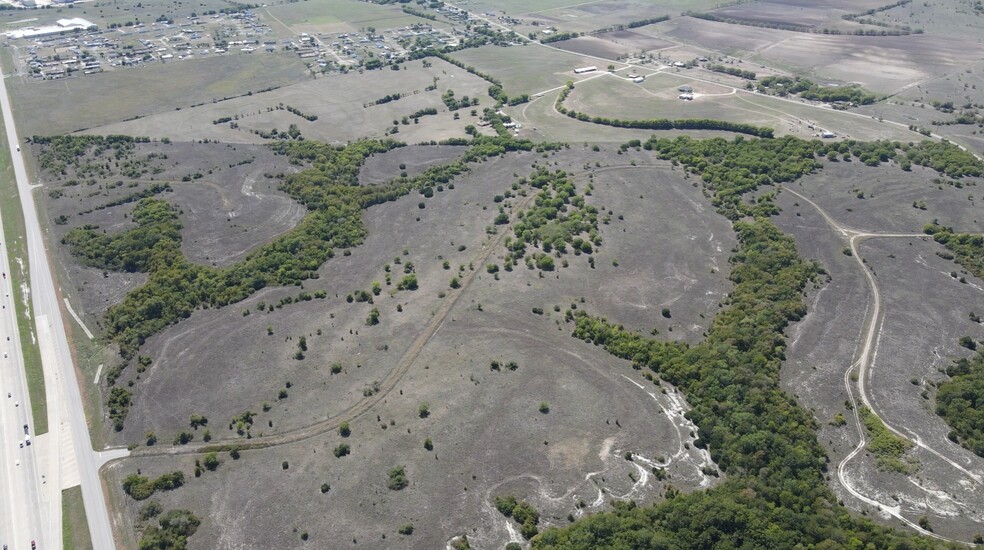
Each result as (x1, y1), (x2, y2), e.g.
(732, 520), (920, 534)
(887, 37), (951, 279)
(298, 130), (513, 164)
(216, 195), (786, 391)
(786, 188), (980, 544)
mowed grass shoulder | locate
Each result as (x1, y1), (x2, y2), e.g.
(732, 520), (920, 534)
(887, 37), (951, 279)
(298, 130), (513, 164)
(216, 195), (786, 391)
(9, 53), (309, 137)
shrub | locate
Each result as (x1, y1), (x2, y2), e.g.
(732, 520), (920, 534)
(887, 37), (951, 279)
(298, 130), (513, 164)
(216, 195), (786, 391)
(387, 466), (409, 490)
(333, 444), (350, 457)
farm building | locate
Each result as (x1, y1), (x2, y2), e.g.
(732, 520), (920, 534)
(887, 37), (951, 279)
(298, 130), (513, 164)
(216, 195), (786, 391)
(574, 66), (597, 74)
(6, 17), (96, 39)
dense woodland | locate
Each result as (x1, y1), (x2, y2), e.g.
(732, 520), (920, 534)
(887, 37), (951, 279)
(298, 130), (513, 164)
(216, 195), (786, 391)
(755, 76), (879, 105)
(936, 352), (984, 458)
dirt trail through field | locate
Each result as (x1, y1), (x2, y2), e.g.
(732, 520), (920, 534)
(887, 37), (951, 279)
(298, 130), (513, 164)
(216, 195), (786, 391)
(786, 188), (980, 545)
(133, 171), (549, 458)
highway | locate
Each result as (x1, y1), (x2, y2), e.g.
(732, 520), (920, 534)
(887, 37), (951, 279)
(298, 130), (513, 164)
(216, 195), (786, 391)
(0, 222), (44, 550)
(0, 63), (124, 548)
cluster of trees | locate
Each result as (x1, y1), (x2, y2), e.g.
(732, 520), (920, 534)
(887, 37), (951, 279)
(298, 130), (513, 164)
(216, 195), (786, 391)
(374, 93), (402, 105)
(494, 495), (540, 539)
(441, 89), (478, 111)
(401, 5), (437, 21)
(641, 135), (823, 218)
(138, 509), (200, 550)
(923, 223), (984, 279)
(587, 15), (670, 35)
(843, 0), (912, 21)
(707, 64), (756, 80)
(33, 134), (148, 176)
(503, 167), (600, 268)
(123, 471), (185, 501)
(406, 107), (438, 122)
(858, 406), (916, 473)
(284, 104), (318, 121)
(559, 107), (775, 138)
(488, 84), (530, 106)
(936, 351), (984, 457)
(540, 31), (579, 43)
(686, 11), (919, 35)
(755, 76), (879, 105)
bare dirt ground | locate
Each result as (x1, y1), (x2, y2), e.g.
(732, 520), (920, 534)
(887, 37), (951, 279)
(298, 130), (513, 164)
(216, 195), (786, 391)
(92, 146), (735, 549)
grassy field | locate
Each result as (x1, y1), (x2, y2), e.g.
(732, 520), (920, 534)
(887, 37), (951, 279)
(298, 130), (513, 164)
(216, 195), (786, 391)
(0, 0), (241, 29)
(263, 0), (430, 32)
(0, 49), (47, 434)
(8, 53), (309, 137)
(92, 58), (492, 144)
(97, 145), (731, 549)
(62, 486), (94, 550)
(466, 0), (722, 17)
(452, 44), (627, 96)
(559, 70), (917, 141)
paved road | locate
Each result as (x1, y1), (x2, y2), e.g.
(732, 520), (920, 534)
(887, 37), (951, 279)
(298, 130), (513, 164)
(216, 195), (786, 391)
(0, 225), (44, 549)
(0, 68), (123, 548)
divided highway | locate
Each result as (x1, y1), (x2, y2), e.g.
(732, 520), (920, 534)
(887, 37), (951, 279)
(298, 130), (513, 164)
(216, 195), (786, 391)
(0, 65), (123, 549)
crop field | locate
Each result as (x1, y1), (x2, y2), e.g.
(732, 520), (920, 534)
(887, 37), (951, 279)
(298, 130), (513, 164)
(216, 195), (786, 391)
(88, 58), (494, 144)
(8, 53), (309, 137)
(548, 36), (639, 60)
(501, 0), (722, 33)
(849, 0), (984, 42)
(707, 0), (887, 29)
(652, 16), (984, 95)
(0, 0), (239, 29)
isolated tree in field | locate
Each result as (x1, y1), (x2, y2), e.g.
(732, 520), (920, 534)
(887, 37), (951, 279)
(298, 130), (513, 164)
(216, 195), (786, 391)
(203, 452), (220, 471)
(189, 414), (207, 429)
(339, 421), (351, 437)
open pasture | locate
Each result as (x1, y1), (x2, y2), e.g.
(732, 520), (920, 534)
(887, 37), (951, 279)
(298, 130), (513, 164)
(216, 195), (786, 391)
(8, 53), (309, 137)
(88, 58), (492, 144)
(452, 44), (628, 97)
(557, 71), (917, 141)
(263, 0), (430, 34)
(97, 145), (733, 549)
